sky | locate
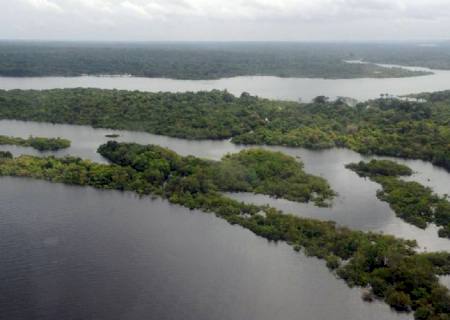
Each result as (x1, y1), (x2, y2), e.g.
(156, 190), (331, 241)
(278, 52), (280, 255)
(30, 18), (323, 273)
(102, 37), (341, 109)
(1, 0), (450, 41)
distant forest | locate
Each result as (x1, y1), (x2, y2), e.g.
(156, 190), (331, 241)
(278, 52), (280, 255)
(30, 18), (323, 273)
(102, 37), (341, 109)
(0, 41), (434, 79)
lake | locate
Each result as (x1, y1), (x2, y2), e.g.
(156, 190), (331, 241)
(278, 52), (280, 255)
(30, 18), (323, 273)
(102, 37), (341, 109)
(1, 63), (450, 101)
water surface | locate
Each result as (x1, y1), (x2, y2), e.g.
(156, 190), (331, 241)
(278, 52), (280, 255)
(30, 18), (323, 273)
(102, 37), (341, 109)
(1, 63), (449, 320)
(0, 177), (412, 320)
(1, 64), (450, 101)
(1, 120), (448, 252)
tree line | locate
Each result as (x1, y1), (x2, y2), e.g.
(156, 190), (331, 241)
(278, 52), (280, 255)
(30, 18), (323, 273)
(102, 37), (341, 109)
(0, 135), (71, 151)
(0, 88), (448, 171)
(0, 42), (429, 79)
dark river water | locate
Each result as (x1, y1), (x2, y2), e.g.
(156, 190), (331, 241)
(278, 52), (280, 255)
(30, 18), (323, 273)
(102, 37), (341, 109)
(0, 177), (409, 320)
(0, 121), (449, 318)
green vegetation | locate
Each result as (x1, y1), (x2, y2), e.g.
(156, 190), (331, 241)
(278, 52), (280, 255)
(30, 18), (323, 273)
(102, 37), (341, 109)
(98, 142), (334, 206)
(0, 88), (448, 171)
(0, 42), (430, 79)
(347, 160), (450, 238)
(0, 151), (12, 158)
(105, 134), (120, 138)
(0, 135), (71, 151)
(232, 97), (450, 172)
(216, 149), (334, 206)
(346, 159), (413, 177)
(0, 89), (257, 139)
(346, 42), (450, 71)
(0, 142), (448, 319)
(422, 252), (450, 276)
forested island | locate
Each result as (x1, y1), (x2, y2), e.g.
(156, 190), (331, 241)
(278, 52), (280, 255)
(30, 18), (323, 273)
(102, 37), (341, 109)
(0, 88), (448, 171)
(0, 142), (449, 320)
(0, 135), (71, 151)
(346, 160), (450, 238)
(0, 42), (431, 79)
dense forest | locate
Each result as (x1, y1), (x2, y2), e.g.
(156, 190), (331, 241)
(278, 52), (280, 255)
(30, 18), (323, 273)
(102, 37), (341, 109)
(0, 42), (430, 79)
(0, 142), (449, 320)
(346, 159), (413, 177)
(0, 88), (448, 171)
(0, 135), (70, 151)
(97, 142), (334, 206)
(346, 160), (450, 238)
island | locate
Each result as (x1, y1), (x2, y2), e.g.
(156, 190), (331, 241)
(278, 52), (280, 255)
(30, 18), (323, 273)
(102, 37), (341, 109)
(0, 135), (71, 151)
(346, 160), (450, 238)
(0, 89), (448, 171)
(0, 142), (448, 320)
(104, 144), (334, 206)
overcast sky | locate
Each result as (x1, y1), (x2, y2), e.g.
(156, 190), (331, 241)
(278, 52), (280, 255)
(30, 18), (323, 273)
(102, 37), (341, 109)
(2, 0), (450, 41)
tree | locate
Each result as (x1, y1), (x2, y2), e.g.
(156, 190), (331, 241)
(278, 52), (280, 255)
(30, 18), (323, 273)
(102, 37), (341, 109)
(386, 291), (412, 311)
(313, 96), (329, 104)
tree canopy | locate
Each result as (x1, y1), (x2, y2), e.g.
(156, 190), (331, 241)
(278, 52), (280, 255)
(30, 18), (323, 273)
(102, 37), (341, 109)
(0, 135), (71, 151)
(0, 42), (430, 79)
(0, 89), (448, 171)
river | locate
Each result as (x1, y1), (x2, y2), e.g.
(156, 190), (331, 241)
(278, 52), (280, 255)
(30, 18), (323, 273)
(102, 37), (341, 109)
(1, 63), (450, 101)
(0, 177), (410, 320)
(0, 67), (449, 319)
(2, 121), (445, 320)
(1, 119), (448, 253)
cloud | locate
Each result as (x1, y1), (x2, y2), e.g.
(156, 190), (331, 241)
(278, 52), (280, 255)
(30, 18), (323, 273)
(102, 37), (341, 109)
(121, 1), (152, 18)
(14, 0), (450, 21)
(24, 0), (63, 12)
(3, 0), (450, 40)
(75, 0), (115, 13)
